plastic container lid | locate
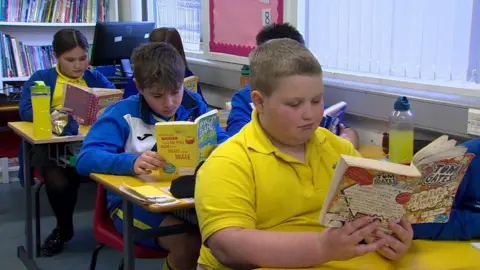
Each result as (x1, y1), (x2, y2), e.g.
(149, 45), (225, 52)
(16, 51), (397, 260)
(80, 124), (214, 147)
(241, 65), (250, 76)
(394, 96), (410, 111)
(31, 81), (50, 93)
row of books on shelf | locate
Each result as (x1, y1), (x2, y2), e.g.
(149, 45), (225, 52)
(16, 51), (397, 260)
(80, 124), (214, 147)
(1, 32), (56, 78)
(0, 0), (111, 23)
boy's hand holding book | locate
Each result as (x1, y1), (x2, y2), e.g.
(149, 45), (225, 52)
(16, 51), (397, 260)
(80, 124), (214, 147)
(317, 216), (388, 263)
(365, 220), (413, 261)
(134, 151), (166, 175)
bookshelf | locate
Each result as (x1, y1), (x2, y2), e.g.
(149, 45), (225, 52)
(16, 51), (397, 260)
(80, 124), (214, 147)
(0, 0), (120, 184)
(0, 22), (96, 26)
(0, 0), (119, 86)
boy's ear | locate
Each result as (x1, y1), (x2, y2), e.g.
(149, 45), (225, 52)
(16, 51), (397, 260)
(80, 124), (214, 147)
(133, 78), (143, 94)
(251, 90), (265, 113)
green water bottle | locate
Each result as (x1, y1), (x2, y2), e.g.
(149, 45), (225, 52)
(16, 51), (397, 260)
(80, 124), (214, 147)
(240, 65), (250, 88)
(31, 81), (52, 139)
(389, 96), (414, 164)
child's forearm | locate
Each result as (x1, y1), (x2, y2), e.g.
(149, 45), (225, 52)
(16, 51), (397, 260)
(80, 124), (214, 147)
(207, 228), (329, 269)
(341, 128), (360, 149)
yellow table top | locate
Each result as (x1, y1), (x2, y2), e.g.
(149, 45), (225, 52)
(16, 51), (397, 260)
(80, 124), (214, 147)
(90, 172), (195, 213)
(260, 240), (480, 270)
(8, 121), (90, 145)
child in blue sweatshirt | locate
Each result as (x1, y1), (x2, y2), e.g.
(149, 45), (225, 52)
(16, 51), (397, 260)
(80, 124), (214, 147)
(413, 138), (480, 240)
(76, 42), (229, 270)
(123, 27), (204, 100)
(227, 23), (359, 148)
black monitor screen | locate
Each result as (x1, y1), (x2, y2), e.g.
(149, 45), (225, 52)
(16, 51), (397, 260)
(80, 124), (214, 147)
(90, 21), (155, 67)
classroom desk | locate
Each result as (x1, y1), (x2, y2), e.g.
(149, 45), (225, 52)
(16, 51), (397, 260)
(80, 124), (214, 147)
(260, 240), (480, 270)
(7, 121), (90, 270)
(0, 104), (19, 112)
(90, 172), (195, 270)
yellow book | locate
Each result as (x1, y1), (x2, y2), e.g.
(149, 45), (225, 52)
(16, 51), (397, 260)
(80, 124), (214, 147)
(119, 184), (178, 205)
(154, 109), (218, 180)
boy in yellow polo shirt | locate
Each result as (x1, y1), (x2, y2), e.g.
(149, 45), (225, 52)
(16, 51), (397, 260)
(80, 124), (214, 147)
(195, 39), (413, 269)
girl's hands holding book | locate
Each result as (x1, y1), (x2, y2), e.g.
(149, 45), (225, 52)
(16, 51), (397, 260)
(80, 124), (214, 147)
(364, 220), (413, 261)
(318, 216), (388, 262)
(134, 151), (166, 175)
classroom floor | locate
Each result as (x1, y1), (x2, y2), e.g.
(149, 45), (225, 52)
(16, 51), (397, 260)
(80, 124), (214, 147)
(0, 182), (165, 270)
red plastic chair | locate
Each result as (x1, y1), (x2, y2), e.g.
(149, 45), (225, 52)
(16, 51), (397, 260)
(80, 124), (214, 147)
(89, 184), (168, 270)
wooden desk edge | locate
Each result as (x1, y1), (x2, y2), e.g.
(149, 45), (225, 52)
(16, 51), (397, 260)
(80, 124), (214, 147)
(8, 122), (87, 145)
(0, 105), (19, 112)
(90, 173), (195, 213)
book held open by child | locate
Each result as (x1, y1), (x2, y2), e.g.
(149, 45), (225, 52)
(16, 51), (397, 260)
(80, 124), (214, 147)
(62, 83), (123, 125)
(320, 135), (474, 231)
(154, 109), (218, 180)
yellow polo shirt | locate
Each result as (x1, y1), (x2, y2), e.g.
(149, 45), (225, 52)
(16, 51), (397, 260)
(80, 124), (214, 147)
(51, 65), (87, 108)
(195, 110), (360, 269)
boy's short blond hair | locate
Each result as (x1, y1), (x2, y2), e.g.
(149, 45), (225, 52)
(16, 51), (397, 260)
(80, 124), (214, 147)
(249, 38), (322, 95)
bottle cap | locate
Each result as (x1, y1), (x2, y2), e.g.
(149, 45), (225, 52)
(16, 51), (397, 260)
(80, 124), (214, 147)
(394, 96), (410, 111)
(241, 65), (250, 76)
(31, 81), (50, 93)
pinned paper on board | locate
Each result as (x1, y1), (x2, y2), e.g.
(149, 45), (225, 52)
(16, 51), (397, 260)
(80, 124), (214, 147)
(209, 0), (283, 57)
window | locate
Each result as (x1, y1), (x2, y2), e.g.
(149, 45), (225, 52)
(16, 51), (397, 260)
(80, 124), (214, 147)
(153, 0), (202, 52)
(304, 0), (480, 88)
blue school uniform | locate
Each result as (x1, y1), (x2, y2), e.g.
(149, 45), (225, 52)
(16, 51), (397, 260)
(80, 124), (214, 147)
(17, 67), (115, 186)
(76, 91), (228, 249)
(226, 84), (340, 136)
(413, 139), (480, 240)
(122, 67), (204, 100)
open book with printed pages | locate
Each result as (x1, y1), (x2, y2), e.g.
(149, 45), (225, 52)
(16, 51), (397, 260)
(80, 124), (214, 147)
(62, 83), (123, 125)
(119, 183), (180, 206)
(321, 101), (347, 135)
(154, 109), (218, 181)
(319, 135), (475, 231)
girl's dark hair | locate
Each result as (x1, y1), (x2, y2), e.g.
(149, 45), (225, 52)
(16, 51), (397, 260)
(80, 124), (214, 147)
(148, 27), (188, 68)
(52, 29), (89, 56)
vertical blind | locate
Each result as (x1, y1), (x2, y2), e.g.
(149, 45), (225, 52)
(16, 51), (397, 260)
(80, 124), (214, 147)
(306, 0), (479, 84)
(153, 0), (202, 50)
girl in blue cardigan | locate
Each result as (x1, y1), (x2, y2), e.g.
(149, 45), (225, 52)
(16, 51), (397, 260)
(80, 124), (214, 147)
(122, 27), (204, 100)
(18, 29), (115, 257)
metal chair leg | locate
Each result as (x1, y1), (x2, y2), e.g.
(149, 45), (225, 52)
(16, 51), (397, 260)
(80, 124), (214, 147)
(117, 257), (124, 270)
(35, 182), (44, 257)
(89, 243), (106, 270)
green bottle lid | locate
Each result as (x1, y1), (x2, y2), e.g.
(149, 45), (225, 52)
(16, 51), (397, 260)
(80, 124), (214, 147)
(31, 81), (50, 93)
(241, 65), (250, 76)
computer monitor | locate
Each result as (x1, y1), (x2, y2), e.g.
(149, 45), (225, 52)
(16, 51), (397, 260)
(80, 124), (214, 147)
(90, 21), (155, 77)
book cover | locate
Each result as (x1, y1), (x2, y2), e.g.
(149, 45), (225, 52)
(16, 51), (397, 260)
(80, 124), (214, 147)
(321, 101), (347, 135)
(155, 109), (218, 180)
(320, 135), (475, 231)
(62, 83), (123, 125)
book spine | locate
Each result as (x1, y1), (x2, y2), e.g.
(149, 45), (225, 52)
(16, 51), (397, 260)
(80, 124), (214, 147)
(88, 94), (100, 125)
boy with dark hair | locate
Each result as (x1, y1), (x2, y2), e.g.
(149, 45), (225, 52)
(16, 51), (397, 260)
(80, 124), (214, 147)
(227, 23), (359, 148)
(77, 42), (229, 270)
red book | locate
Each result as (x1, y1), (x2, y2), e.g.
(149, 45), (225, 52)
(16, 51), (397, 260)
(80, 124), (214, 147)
(63, 83), (123, 125)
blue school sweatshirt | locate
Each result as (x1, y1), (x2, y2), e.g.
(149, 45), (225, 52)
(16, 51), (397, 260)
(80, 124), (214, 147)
(122, 67), (204, 100)
(226, 84), (340, 136)
(17, 67), (115, 186)
(76, 91), (229, 211)
(413, 139), (480, 240)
